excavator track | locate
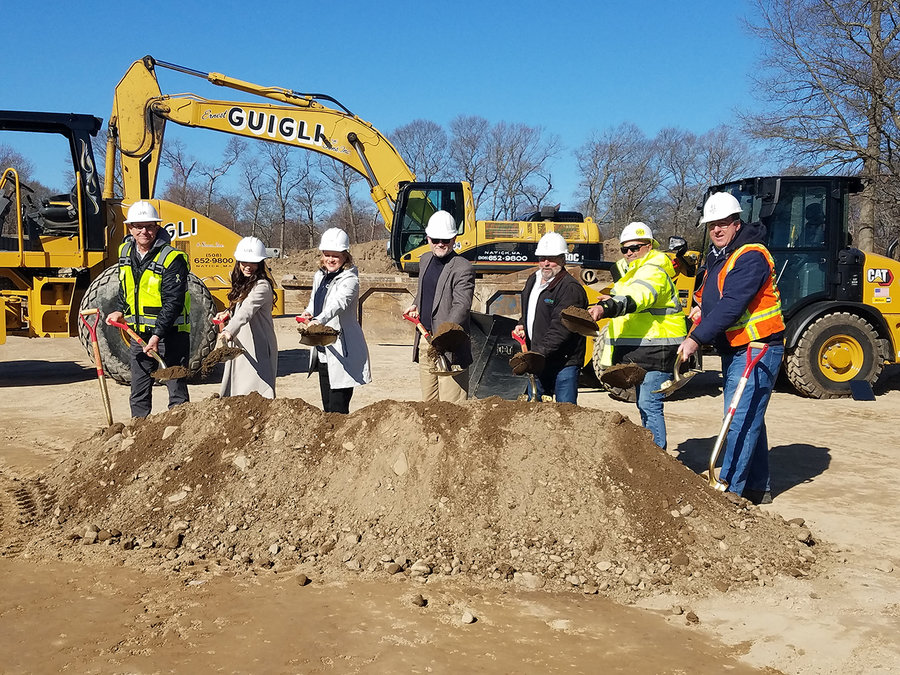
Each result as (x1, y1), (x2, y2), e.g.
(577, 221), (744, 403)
(0, 472), (54, 558)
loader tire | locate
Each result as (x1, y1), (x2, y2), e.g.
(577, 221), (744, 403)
(78, 266), (218, 384)
(785, 312), (883, 399)
(592, 326), (636, 403)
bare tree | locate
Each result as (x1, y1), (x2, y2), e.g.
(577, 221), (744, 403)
(744, 0), (900, 251)
(196, 137), (245, 218)
(240, 153), (269, 238)
(294, 154), (329, 249)
(448, 115), (496, 214)
(390, 119), (449, 181)
(575, 123), (662, 229)
(260, 142), (306, 252)
(160, 138), (202, 210)
(321, 158), (365, 242)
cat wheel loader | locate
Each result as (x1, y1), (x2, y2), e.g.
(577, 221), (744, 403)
(2, 55), (601, 382)
(708, 175), (900, 398)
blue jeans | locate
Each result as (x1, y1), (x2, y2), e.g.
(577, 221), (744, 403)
(635, 369), (670, 449)
(718, 343), (783, 496)
(532, 365), (579, 404)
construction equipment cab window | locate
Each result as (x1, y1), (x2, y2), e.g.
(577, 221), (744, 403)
(721, 182), (831, 315)
(395, 185), (464, 255)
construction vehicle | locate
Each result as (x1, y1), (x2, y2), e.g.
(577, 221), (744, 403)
(1, 55), (600, 382)
(706, 175), (900, 398)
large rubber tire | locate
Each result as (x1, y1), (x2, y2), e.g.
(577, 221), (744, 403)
(592, 325), (636, 403)
(785, 312), (883, 399)
(77, 266), (218, 384)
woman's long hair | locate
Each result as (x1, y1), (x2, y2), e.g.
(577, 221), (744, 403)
(227, 260), (274, 310)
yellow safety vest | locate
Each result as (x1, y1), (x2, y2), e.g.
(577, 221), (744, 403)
(118, 240), (191, 333)
(602, 249), (687, 366)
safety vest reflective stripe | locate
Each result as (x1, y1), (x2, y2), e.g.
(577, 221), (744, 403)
(119, 241), (191, 333)
(717, 243), (785, 346)
(609, 335), (685, 346)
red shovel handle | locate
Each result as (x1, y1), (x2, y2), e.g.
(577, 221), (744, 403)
(510, 330), (527, 351)
(403, 312), (431, 340)
(743, 342), (769, 377)
(79, 309), (101, 341)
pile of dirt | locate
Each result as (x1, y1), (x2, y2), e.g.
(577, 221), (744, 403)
(25, 395), (821, 602)
(271, 239), (396, 278)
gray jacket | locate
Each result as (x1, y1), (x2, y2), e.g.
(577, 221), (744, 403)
(412, 252), (475, 367)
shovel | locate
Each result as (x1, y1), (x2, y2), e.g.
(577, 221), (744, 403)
(79, 308), (113, 426)
(402, 313), (465, 377)
(560, 306), (600, 338)
(510, 331), (546, 401)
(708, 342), (769, 491)
(107, 319), (167, 369)
(296, 315), (340, 347)
(653, 316), (702, 395)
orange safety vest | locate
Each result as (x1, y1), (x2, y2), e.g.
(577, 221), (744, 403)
(716, 243), (785, 346)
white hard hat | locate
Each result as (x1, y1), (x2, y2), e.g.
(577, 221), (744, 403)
(700, 192), (743, 224)
(619, 222), (655, 244)
(535, 231), (568, 257)
(124, 201), (162, 224)
(425, 210), (458, 239)
(318, 227), (350, 252)
(234, 236), (268, 263)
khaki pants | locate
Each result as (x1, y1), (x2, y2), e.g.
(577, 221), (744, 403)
(418, 353), (469, 402)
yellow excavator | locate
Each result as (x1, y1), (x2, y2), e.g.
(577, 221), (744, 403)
(1, 55), (602, 382)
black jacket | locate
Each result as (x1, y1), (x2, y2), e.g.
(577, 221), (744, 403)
(519, 269), (587, 372)
(115, 228), (189, 337)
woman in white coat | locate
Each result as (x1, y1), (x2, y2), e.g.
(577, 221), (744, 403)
(300, 228), (371, 413)
(216, 236), (278, 398)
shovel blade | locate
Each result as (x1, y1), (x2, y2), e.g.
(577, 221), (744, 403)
(652, 370), (698, 394)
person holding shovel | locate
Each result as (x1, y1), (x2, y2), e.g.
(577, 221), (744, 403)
(404, 210), (474, 403)
(513, 232), (587, 403)
(105, 201), (190, 418)
(215, 236), (278, 399)
(300, 228), (371, 413)
(587, 222), (687, 449)
(677, 192), (785, 505)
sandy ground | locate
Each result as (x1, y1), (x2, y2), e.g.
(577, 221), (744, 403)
(2, 311), (900, 674)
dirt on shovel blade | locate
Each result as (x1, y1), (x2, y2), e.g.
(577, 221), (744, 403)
(561, 306), (599, 336)
(199, 346), (245, 374)
(600, 363), (647, 389)
(430, 322), (467, 352)
(298, 323), (339, 347)
(510, 351), (545, 375)
(153, 365), (192, 381)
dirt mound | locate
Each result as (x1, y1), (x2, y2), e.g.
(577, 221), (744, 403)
(271, 239), (396, 278)
(28, 395), (820, 601)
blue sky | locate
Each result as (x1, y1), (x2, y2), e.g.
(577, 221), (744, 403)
(2, 0), (758, 208)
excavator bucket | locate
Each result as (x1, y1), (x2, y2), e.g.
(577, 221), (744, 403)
(467, 311), (528, 400)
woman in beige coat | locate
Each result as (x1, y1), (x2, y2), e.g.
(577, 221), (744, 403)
(216, 236), (278, 398)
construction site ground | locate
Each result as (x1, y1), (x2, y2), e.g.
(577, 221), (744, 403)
(2, 304), (900, 673)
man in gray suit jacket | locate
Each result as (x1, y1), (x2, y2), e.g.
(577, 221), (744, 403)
(404, 210), (475, 402)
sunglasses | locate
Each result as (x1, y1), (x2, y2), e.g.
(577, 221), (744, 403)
(620, 244), (646, 254)
(430, 238), (453, 245)
(129, 223), (160, 231)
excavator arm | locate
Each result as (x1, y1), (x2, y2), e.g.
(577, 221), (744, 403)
(106, 56), (415, 227)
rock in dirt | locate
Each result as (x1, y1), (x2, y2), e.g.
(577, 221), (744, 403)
(460, 610), (476, 624)
(874, 560), (894, 573)
(296, 573), (310, 586)
(411, 594), (427, 607)
(685, 611), (700, 625)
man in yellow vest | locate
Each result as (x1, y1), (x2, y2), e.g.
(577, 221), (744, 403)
(105, 201), (191, 417)
(588, 222), (687, 449)
(678, 192), (785, 504)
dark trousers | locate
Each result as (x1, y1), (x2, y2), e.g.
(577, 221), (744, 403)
(129, 330), (190, 418)
(317, 362), (353, 414)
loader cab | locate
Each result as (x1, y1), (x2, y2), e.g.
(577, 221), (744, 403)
(706, 176), (862, 319)
(0, 111), (106, 256)
(389, 182), (465, 271)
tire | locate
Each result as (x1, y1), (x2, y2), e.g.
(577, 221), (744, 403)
(592, 325), (636, 403)
(785, 312), (883, 399)
(78, 267), (218, 384)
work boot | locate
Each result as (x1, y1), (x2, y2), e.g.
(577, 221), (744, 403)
(743, 489), (773, 505)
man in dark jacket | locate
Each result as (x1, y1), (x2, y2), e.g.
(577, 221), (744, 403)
(405, 210), (475, 402)
(514, 232), (587, 403)
(678, 192), (785, 504)
(105, 201), (191, 418)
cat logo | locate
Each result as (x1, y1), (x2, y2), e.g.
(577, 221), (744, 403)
(866, 268), (894, 286)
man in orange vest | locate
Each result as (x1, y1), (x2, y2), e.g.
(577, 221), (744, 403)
(677, 192), (785, 505)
